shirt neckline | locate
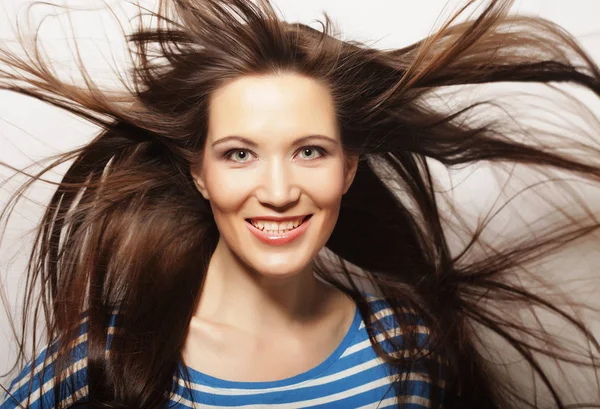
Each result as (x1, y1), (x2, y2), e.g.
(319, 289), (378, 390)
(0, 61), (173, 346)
(181, 301), (362, 389)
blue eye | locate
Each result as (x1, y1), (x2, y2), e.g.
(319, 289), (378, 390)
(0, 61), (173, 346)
(297, 146), (326, 160)
(226, 149), (253, 162)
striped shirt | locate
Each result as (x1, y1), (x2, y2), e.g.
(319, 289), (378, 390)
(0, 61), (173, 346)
(1, 294), (440, 408)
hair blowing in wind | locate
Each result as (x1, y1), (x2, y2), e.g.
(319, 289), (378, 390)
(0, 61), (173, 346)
(1, 0), (600, 408)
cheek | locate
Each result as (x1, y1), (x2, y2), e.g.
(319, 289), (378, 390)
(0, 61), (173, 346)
(203, 166), (254, 214)
(301, 166), (347, 208)
(204, 169), (251, 244)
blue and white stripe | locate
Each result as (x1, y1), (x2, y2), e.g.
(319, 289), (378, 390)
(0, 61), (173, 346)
(1, 294), (440, 409)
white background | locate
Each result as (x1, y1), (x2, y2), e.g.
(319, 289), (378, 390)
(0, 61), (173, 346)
(1, 0), (599, 401)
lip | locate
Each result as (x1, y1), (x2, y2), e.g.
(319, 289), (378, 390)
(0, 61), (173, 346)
(246, 215), (312, 246)
(246, 215), (309, 222)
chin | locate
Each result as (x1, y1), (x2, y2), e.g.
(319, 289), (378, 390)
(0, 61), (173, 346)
(236, 247), (314, 278)
(247, 258), (311, 279)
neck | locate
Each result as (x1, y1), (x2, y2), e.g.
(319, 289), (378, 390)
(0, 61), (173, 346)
(193, 238), (333, 335)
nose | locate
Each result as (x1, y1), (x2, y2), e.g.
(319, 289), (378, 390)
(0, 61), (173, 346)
(255, 158), (300, 209)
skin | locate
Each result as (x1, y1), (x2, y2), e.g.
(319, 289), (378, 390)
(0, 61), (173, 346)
(184, 73), (358, 381)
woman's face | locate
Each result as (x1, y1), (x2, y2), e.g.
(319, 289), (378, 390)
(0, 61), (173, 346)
(191, 73), (357, 277)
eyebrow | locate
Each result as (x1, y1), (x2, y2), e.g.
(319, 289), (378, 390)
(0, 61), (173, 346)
(211, 134), (338, 148)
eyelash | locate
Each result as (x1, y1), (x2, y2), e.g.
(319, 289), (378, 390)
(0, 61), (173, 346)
(223, 146), (328, 163)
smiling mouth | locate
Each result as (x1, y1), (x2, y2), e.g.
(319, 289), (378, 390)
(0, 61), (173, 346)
(245, 215), (312, 234)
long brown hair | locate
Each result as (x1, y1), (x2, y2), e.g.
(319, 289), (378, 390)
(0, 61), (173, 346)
(1, 0), (600, 408)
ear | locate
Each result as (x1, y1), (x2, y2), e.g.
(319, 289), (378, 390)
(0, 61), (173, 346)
(190, 167), (210, 200)
(343, 154), (359, 195)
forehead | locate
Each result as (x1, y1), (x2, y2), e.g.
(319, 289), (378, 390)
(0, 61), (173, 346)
(207, 73), (338, 141)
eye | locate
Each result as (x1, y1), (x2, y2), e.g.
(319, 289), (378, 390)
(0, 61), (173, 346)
(297, 146), (326, 160)
(225, 149), (254, 163)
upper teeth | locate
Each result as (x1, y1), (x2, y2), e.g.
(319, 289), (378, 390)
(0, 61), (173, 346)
(251, 217), (304, 231)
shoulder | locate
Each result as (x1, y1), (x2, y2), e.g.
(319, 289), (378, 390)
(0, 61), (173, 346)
(358, 292), (446, 407)
(360, 291), (430, 337)
(0, 312), (115, 409)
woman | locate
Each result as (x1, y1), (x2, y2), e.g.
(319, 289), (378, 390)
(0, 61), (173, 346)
(1, 0), (599, 408)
